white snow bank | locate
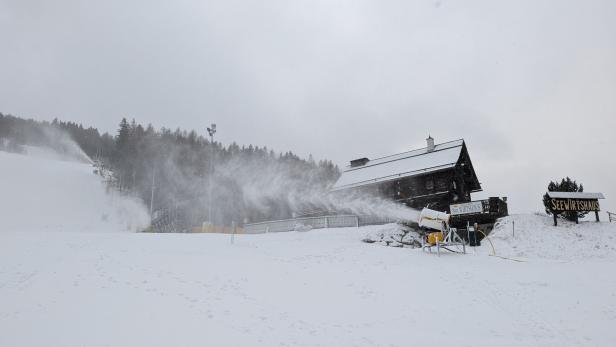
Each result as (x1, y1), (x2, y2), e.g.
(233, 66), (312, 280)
(0, 149), (149, 233)
(481, 213), (616, 260)
(362, 223), (422, 247)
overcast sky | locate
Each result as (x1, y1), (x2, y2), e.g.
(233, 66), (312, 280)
(1, 0), (615, 214)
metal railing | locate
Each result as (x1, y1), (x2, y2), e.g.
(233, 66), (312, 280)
(243, 214), (398, 234)
(608, 212), (616, 223)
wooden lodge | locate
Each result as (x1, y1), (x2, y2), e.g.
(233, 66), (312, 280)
(331, 137), (482, 212)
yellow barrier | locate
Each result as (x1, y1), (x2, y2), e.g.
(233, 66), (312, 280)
(191, 225), (244, 234)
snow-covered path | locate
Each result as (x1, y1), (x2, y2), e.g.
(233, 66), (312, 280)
(2, 227), (615, 347)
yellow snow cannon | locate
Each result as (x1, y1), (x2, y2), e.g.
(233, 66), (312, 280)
(427, 231), (444, 246)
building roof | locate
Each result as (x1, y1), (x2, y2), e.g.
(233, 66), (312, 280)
(546, 192), (605, 199)
(331, 139), (465, 191)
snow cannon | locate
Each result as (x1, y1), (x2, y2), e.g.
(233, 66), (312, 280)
(417, 208), (450, 232)
(418, 208), (467, 255)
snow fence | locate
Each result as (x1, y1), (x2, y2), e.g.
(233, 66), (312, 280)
(243, 215), (398, 234)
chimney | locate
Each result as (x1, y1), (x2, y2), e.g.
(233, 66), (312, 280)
(350, 157), (370, 168)
(426, 135), (435, 152)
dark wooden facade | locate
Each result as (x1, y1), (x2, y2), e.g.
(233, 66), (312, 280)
(334, 140), (482, 213)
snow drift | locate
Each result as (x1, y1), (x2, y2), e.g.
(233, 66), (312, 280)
(479, 213), (616, 260)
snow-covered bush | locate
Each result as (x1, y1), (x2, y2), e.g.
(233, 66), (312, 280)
(362, 223), (422, 248)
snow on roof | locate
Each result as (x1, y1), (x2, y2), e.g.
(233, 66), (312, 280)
(546, 192), (605, 199)
(331, 139), (464, 191)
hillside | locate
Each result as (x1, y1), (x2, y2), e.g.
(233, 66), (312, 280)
(1, 149), (616, 346)
(479, 213), (616, 261)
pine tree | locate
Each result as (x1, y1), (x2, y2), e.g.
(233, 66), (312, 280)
(116, 118), (130, 151)
(543, 177), (587, 222)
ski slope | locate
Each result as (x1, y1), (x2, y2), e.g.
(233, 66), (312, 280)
(1, 149), (616, 346)
(0, 149), (149, 233)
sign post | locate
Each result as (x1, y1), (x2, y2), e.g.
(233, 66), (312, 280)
(545, 192), (605, 226)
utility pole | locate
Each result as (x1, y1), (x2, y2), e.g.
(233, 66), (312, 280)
(149, 167), (156, 220)
(207, 123), (217, 225)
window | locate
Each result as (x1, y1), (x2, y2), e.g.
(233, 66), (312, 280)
(425, 178), (434, 190)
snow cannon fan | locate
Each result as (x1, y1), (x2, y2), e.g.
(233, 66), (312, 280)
(417, 208), (450, 232)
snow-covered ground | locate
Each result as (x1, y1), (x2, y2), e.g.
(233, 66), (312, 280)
(481, 213), (616, 261)
(1, 149), (616, 346)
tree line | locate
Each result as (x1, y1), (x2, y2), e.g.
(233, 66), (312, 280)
(0, 113), (341, 229)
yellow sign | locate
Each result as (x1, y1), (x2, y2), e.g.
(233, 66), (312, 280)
(550, 198), (600, 212)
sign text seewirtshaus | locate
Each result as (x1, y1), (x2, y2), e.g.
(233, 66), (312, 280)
(549, 198), (600, 212)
